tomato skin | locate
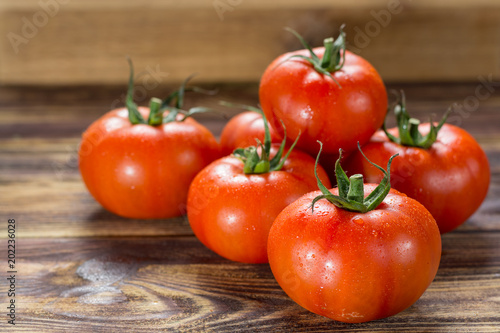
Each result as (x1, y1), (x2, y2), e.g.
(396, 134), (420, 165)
(187, 146), (331, 264)
(268, 185), (441, 323)
(259, 47), (387, 156)
(345, 124), (490, 233)
(79, 107), (221, 219)
(219, 111), (282, 156)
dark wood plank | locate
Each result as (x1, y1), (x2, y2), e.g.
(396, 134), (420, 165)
(1, 177), (194, 238)
(7, 234), (500, 332)
(1, 82), (500, 140)
(2, 169), (499, 239)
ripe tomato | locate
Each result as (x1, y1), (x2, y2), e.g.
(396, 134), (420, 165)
(346, 94), (490, 233)
(268, 144), (441, 323)
(187, 123), (331, 263)
(79, 107), (220, 219)
(259, 27), (387, 156)
(79, 60), (221, 219)
(268, 186), (441, 323)
(220, 111), (281, 156)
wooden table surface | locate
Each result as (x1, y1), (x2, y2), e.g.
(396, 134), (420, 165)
(1, 83), (500, 332)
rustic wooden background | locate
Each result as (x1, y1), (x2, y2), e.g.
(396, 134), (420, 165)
(1, 0), (500, 331)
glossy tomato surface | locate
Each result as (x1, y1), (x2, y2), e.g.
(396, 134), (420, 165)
(259, 48), (387, 156)
(187, 146), (331, 264)
(346, 124), (490, 233)
(268, 185), (441, 323)
(220, 111), (281, 156)
(79, 107), (221, 219)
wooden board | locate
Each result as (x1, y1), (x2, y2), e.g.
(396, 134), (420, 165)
(1, 83), (500, 331)
(0, 0), (499, 85)
(11, 235), (500, 332)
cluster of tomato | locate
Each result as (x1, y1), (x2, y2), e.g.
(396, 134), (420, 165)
(79, 28), (490, 323)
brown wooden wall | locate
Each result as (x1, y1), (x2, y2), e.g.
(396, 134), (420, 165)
(1, 0), (499, 85)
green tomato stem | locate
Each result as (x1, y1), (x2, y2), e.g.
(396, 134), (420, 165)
(254, 160), (270, 174)
(383, 90), (451, 149)
(224, 103), (300, 175)
(405, 118), (420, 145)
(346, 174), (364, 203)
(125, 57), (146, 125)
(147, 98), (163, 126)
(320, 38), (335, 69)
(124, 58), (214, 126)
(284, 25), (346, 85)
(311, 142), (399, 214)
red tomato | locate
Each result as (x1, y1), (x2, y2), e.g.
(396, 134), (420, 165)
(79, 107), (221, 219)
(346, 124), (490, 233)
(187, 145), (331, 263)
(259, 29), (387, 156)
(268, 185), (441, 323)
(220, 111), (281, 156)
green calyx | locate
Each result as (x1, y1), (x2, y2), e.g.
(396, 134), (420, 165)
(312, 142), (398, 213)
(383, 90), (451, 149)
(125, 58), (213, 126)
(285, 25), (346, 84)
(226, 103), (300, 175)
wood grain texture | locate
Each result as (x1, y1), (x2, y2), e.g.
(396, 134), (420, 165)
(0, 1), (499, 85)
(6, 234), (500, 332)
(0, 84), (499, 331)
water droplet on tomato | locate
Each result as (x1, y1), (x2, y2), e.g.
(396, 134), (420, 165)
(299, 106), (313, 120)
(352, 217), (364, 225)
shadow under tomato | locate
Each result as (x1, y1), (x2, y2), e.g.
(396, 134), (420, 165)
(82, 206), (193, 238)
